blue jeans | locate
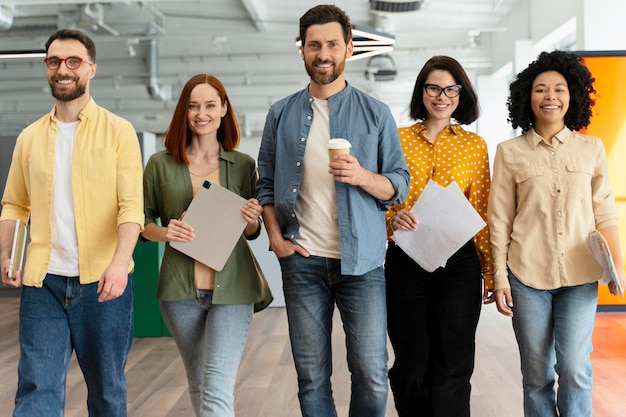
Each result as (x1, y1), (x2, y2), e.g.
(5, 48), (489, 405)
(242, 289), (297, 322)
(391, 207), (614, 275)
(15, 274), (134, 417)
(278, 254), (389, 417)
(509, 272), (597, 417)
(160, 290), (253, 417)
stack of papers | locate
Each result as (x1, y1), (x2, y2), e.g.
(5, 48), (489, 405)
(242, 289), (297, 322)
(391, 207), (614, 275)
(588, 230), (623, 297)
(391, 180), (486, 272)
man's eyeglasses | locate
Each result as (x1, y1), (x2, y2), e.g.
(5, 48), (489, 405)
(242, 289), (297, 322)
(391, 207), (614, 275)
(44, 56), (94, 70)
(424, 83), (462, 98)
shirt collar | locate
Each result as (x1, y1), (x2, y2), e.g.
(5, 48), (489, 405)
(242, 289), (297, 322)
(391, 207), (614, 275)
(413, 122), (460, 136)
(78, 97), (98, 121)
(47, 97), (96, 124)
(448, 123), (464, 135)
(219, 143), (236, 164)
(525, 126), (573, 149)
(553, 126), (574, 143)
(307, 81), (352, 102)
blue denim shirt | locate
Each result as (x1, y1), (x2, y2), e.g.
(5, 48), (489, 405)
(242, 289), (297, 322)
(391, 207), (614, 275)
(257, 83), (409, 276)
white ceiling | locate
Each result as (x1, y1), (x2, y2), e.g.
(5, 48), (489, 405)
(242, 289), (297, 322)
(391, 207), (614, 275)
(0, 0), (524, 136)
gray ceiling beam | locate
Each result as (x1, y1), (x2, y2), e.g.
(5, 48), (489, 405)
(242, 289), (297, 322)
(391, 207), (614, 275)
(240, 0), (268, 32)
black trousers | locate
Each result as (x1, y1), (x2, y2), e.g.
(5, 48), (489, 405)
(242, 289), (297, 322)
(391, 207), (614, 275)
(385, 240), (483, 417)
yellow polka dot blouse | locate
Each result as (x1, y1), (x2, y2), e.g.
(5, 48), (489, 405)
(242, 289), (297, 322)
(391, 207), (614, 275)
(386, 122), (494, 289)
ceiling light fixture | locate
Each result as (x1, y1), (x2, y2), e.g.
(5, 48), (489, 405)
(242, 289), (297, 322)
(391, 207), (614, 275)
(0, 50), (46, 60)
(365, 54), (397, 81)
(295, 25), (395, 62)
(351, 25), (395, 61)
(369, 0), (424, 13)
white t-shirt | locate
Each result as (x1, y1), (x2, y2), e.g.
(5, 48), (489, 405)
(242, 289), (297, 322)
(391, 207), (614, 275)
(48, 119), (80, 276)
(294, 97), (341, 259)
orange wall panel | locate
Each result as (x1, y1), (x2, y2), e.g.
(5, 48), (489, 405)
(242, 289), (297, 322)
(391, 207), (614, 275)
(580, 52), (626, 306)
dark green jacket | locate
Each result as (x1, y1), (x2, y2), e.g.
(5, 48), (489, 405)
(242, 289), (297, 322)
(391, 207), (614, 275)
(143, 147), (273, 311)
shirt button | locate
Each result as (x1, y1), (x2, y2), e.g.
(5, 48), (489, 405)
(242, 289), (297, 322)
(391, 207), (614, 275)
(291, 213), (295, 217)
(296, 162), (301, 167)
(290, 234), (295, 239)
(292, 188), (297, 193)
(300, 137), (305, 142)
(307, 115), (312, 120)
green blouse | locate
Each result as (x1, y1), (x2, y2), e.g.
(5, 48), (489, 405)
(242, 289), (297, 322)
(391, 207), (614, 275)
(142, 147), (273, 311)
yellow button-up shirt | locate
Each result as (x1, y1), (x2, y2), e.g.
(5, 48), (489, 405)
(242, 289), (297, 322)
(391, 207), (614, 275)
(488, 128), (617, 291)
(1, 98), (144, 287)
(386, 122), (494, 289)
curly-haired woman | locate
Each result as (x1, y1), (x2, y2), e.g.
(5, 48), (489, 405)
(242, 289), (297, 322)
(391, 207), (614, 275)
(488, 50), (625, 417)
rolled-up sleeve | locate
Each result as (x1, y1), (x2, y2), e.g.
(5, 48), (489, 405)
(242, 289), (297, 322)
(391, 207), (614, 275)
(256, 107), (278, 208)
(0, 134), (30, 224)
(116, 124), (145, 230)
(592, 142), (618, 230)
(377, 109), (410, 209)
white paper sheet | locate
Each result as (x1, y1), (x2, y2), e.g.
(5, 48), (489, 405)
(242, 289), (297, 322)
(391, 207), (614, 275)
(391, 180), (486, 272)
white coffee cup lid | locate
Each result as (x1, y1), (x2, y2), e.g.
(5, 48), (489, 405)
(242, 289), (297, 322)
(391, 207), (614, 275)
(327, 138), (351, 149)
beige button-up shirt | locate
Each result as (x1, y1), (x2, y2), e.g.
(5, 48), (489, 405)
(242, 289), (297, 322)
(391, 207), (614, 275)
(488, 127), (617, 290)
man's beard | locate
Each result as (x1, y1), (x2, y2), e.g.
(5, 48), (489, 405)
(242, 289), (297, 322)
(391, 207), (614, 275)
(305, 59), (345, 85)
(49, 78), (86, 102)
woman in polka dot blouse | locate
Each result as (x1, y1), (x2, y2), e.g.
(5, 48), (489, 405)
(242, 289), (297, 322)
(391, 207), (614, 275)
(384, 55), (494, 417)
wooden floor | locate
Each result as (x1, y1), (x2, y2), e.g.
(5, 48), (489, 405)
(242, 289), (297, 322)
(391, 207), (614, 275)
(1, 295), (625, 417)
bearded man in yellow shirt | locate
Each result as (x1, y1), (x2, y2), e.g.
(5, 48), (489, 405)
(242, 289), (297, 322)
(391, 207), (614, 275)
(0, 29), (144, 417)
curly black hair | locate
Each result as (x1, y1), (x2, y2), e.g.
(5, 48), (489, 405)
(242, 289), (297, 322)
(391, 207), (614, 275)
(507, 50), (596, 132)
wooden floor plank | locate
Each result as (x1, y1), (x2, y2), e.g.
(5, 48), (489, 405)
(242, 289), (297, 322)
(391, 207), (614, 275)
(0, 296), (624, 416)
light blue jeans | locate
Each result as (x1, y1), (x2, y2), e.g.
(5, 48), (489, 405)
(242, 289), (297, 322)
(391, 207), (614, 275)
(509, 272), (597, 417)
(160, 290), (253, 417)
(15, 274), (134, 417)
(278, 254), (389, 417)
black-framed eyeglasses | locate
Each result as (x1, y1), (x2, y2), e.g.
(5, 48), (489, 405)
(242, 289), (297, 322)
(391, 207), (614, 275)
(424, 83), (462, 98)
(44, 56), (94, 70)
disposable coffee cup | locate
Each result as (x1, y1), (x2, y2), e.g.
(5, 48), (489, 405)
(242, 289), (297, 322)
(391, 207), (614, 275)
(328, 138), (351, 162)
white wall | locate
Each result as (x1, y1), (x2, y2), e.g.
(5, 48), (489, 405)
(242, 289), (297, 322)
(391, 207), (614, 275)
(528, 0), (582, 48)
(476, 74), (513, 167)
(581, 0), (626, 50)
(491, 0), (530, 72)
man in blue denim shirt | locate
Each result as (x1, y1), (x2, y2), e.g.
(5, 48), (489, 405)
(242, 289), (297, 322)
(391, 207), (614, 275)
(256, 5), (409, 417)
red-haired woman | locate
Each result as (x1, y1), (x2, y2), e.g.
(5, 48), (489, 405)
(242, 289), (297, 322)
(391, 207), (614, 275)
(141, 74), (272, 417)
